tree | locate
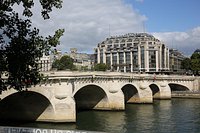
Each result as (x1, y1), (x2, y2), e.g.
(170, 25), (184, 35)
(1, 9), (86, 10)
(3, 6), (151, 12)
(52, 59), (60, 70)
(181, 58), (191, 71)
(0, 0), (64, 92)
(52, 55), (76, 70)
(190, 52), (200, 75)
(80, 66), (88, 71)
(94, 63), (108, 71)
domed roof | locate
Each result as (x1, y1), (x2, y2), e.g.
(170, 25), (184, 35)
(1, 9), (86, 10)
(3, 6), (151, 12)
(194, 49), (200, 53)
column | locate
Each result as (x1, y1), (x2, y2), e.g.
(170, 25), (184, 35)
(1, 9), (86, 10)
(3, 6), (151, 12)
(159, 46), (162, 70)
(130, 51), (133, 72)
(167, 48), (170, 70)
(97, 48), (100, 63)
(145, 46), (149, 72)
(138, 46), (141, 72)
(156, 50), (159, 72)
(164, 47), (167, 70)
(103, 48), (106, 64)
(124, 52), (126, 72)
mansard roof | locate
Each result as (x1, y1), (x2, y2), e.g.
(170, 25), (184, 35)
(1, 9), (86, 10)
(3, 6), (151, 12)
(194, 49), (200, 53)
(102, 33), (160, 45)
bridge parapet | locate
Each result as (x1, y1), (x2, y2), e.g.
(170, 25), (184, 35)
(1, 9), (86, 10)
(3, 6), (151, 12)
(39, 72), (196, 87)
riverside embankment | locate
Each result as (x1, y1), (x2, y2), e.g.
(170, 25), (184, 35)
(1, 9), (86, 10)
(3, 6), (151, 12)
(172, 91), (200, 98)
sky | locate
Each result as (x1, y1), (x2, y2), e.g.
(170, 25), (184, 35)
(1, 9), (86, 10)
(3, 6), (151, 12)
(126, 0), (200, 56)
(14, 0), (200, 56)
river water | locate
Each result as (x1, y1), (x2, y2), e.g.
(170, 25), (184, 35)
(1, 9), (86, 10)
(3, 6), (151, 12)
(1, 99), (200, 133)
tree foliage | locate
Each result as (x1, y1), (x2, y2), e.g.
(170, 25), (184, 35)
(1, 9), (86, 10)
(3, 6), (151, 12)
(52, 55), (76, 70)
(0, 0), (64, 92)
(190, 52), (200, 75)
(94, 63), (108, 71)
(181, 58), (191, 71)
(181, 51), (200, 75)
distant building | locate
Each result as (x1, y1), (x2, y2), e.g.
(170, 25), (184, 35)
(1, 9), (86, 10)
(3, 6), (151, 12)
(65, 48), (94, 70)
(94, 33), (170, 73)
(169, 49), (186, 73)
(38, 49), (62, 72)
(38, 54), (52, 72)
(53, 50), (62, 60)
(194, 49), (200, 54)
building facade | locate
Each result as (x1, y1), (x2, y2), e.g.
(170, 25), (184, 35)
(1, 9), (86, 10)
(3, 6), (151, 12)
(38, 54), (52, 72)
(169, 49), (186, 73)
(95, 33), (170, 73)
(194, 49), (200, 54)
(65, 48), (94, 70)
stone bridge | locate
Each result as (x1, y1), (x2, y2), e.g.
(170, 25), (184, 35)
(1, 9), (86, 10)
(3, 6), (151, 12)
(0, 71), (199, 122)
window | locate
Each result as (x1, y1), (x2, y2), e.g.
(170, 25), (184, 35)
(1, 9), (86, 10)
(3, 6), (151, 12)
(107, 45), (112, 48)
(114, 44), (119, 48)
(127, 43), (132, 47)
(119, 52), (124, 64)
(132, 51), (138, 71)
(108, 40), (112, 44)
(149, 46), (154, 49)
(120, 44), (125, 47)
(115, 40), (119, 43)
(112, 53), (117, 65)
(106, 54), (111, 65)
(134, 43), (138, 47)
(149, 50), (156, 69)
(127, 39), (132, 42)
(126, 52), (130, 64)
(100, 49), (103, 63)
(121, 39), (125, 43)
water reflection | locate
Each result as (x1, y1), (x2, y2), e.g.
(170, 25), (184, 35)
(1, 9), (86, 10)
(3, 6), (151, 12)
(124, 102), (174, 133)
(170, 99), (200, 133)
(1, 99), (200, 133)
(152, 100), (176, 133)
(76, 110), (126, 132)
(134, 104), (155, 133)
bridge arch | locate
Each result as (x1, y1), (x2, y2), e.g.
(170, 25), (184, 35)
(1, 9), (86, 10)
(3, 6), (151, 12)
(121, 84), (139, 103)
(0, 91), (54, 122)
(149, 84), (160, 99)
(169, 83), (190, 92)
(73, 84), (109, 110)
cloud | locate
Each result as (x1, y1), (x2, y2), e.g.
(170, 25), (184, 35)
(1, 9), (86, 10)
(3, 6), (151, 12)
(12, 0), (199, 56)
(153, 26), (200, 56)
(13, 0), (147, 53)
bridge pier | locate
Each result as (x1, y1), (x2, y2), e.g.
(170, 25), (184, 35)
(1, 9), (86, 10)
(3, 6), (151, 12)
(126, 90), (153, 103)
(107, 91), (125, 110)
(149, 82), (171, 100)
(151, 89), (171, 100)
(137, 83), (153, 103)
(52, 97), (76, 122)
(30, 84), (76, 123)
(35, 97), (76, 123)
(52, 84), (76, 122)
(138, 87), (153, 103)
(106, 82), (125, 110)
(123, 82), (153, 104)
(152, 81), (171, 100)
(158, 82), (171, 99)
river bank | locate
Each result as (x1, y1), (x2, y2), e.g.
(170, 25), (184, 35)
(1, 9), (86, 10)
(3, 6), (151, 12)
(171, 91), (200, 99)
